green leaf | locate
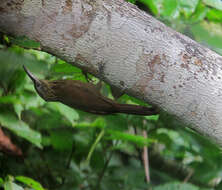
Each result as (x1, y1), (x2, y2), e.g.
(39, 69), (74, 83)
(190, 21), (222, 55)
(119, 94), (149, 106)
(0, 95), (19, 104)
(4, 177), (24, 190)
(145, 114), (159, 121)
(0, 49), (47, 90)
(162, 0), (179, 18)
(52, 62), (82, 74)
(50, 130), (73, 151)
(179, 0), (199, 17)
(153, 182), (199, 190)
(207, 8), (222, 21)
(127, 0), (136, 3)
(0, 178), (4, 186)
(0, 50), (22, 86)
(35, 111), (66, 130)
(51, 60), (87, 81)
(190, 3), (208, 23)
(9, 36), (40, 49)
(8, 70), (26, 93)
(15, 176), (44, 190)
(106, 129), (154, 146)
(112, 167), (148, 189)
(74, 117), (106, 129)
(47, 102), (79, 125)
(105, 115), (128, 130)
(21, 92), (45, 110)
(4, 182), (24, 190)
(140, 0), (159, 15)
(203, 0), (222, 11)
(13, 104), (24, 120)
(0, 111), (42, 148)
(92, 117), (106, 128)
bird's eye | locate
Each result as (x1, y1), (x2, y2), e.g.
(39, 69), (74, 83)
(35, 82), (41, 88)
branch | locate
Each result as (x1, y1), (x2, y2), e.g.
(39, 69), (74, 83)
(1, 0), (222, 146)
(142, 129), (150, 183)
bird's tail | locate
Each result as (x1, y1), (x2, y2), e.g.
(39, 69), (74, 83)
(115, 103), (158, 116)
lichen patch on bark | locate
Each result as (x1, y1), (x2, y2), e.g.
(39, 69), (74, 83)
(134, 50), (169, 96)
(62, 0), (73, 14)
(64, 1), (95, 39)
(180, 63), (190, 70)
(0, 0), (24, 12)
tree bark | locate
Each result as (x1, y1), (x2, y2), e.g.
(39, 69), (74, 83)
(1, 0), (222, 146)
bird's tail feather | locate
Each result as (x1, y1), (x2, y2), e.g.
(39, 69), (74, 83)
(116, 104), (158, 116)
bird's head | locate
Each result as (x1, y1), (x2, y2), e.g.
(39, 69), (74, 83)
(23, 65), (56, 101)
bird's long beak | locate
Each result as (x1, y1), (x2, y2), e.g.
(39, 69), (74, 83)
(23, 65), (40, 83)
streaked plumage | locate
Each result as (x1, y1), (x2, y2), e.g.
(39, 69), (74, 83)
(23, 65), (158, 115)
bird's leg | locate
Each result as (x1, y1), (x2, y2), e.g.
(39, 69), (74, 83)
(95, 80), (102, 91)
(110, 85), (124, 100)
(82, 70), (93, 83)
(82, 70), (103, 93)
(82, 70), (102, 90)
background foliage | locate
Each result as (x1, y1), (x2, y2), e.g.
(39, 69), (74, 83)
(1, 0), (222, 189)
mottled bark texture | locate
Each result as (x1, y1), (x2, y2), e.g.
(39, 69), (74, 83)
(1, 0), (222, 145)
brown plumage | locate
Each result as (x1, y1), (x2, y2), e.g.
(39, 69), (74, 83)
(23, 65), (158, 116)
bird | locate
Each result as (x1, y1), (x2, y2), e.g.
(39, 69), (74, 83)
(23, 65), (158, 116)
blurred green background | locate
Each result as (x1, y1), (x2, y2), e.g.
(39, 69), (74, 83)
(1, 0), (222, 189)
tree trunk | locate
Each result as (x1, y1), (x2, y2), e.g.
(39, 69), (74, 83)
(1, 0), (222, 146)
